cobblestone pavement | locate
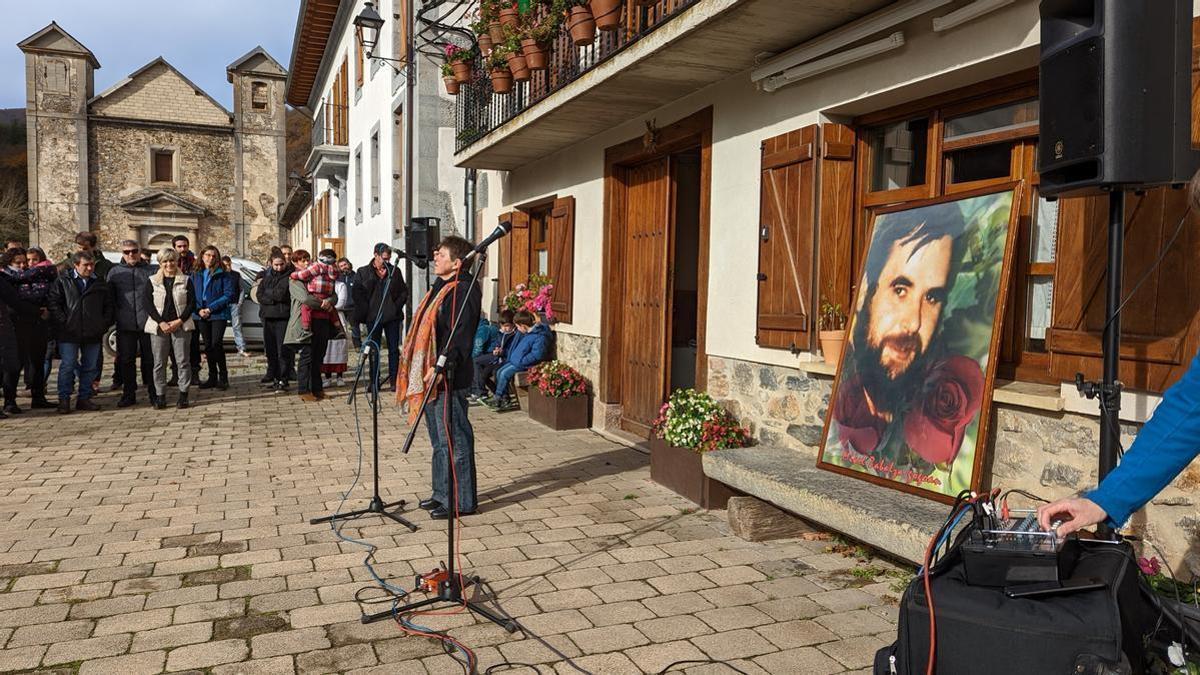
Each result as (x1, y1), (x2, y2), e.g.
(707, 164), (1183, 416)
(0, 353), (902, 674)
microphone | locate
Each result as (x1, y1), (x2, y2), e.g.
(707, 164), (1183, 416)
(464, 220), (513, 262)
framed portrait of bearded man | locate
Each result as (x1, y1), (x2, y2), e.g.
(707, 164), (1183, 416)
(817, 183), (1022, 502)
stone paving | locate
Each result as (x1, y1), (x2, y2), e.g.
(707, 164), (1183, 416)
(0, 353), (902, 674)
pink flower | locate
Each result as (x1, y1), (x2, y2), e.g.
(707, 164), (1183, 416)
(902, 356), (984, 465)
(1138, 556), (1162, 575)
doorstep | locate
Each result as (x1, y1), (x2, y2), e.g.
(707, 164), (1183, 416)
(702, 445), (947, 564)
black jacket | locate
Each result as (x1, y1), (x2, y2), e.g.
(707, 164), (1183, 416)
(257, 264), (295, 321)
(0, 274), (37, 336)
(352, 262), (407, 328)
(429, 272), (481, 392)
(107, 260), (154, 332)
(48, 272), (113, 344)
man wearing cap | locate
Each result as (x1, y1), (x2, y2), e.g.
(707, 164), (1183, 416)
(352, 243), (408, 389)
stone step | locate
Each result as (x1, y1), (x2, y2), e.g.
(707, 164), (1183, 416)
(702, 445), (948, 564)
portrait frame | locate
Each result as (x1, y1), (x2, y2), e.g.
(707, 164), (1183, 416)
(816, 181), (1025, 503)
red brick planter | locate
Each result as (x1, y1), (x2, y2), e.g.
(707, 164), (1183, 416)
(649, 437), (736, 509)
(528, 390), (590, 430)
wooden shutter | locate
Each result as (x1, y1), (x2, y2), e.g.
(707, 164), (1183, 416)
(510, 210), (532, 288)
(356, 36), (364, 88)
(756, 125), (818, 350)
(1049, 188), (1200, 392)
(498, 211), (514, 296)
(817, 123), (856, 319)
(549, 196), (576, 324)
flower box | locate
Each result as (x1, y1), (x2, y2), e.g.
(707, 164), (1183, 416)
(528, 389), (590, 430)
(649, 437), (736, 509)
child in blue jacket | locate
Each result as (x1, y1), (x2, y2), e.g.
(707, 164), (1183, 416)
(486, 310), (552, 411)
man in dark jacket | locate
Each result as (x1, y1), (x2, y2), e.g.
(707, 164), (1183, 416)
(107, 240), (156, 407)
(336, 257), (360, 349)
(47, 251), (113, 413)
(257, 252), (295, 390)
(353, 243), (407, 389)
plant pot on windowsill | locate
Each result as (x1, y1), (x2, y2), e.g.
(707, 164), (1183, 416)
(521, 39), (549, 70)
(528, 389), (590, 430)
(490, 67), (513, 94)
(649, 437), (736, 509)
(567, 5), (597, 45)
(819, 329), (846, 366)
(590, 0), (622, 31)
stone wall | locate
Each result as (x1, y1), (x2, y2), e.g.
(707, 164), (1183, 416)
(553, 331), (606, 428)
(88, 122), (235, 254)
(707, 354), (1200, 577)
(91, 62), (230, 127)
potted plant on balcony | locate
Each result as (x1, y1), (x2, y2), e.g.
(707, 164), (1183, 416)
(471, 13), (494, 55)
(526, 360), (590, 430)
(561, 0), (597, 45)
(444, 44), (475, 84)
(650, 388), (749, 508)
(502, 29), (531, 82)
(498, 1), (520, 26)
(441, 62), (460, 95)
(487, 46), (514, 94)
(481, 0), (507, 45)
(818, 296), (848, 366)
(519, 8), (560, 71)
(590, 0), (622, 31)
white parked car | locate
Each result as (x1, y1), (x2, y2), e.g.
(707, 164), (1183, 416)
(100, 253), (265, 356)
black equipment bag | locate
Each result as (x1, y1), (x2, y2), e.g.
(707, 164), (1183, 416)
(875, 541), (1152, 675)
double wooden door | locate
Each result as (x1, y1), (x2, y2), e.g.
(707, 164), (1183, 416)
(620, 156), (672, 435)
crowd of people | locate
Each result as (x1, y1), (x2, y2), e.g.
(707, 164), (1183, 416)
(0, 233), (552, 418)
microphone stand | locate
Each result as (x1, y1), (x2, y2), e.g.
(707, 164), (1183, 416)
(311, 262), (416, 531)
(360, 249), (518, 632)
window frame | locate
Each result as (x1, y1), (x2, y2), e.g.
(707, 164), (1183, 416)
(149, 147), (177, 185)
(852, 72), (1055, 382)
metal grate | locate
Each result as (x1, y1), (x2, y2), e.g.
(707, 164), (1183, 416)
(454, 0), (701, 154)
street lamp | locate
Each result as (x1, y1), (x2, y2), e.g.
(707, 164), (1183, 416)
(354, 1), (385, 56)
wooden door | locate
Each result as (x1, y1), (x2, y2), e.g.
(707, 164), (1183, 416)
(620, 157), (672, 435)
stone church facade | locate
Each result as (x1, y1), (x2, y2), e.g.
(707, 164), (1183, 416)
(18, 22), (287, 261)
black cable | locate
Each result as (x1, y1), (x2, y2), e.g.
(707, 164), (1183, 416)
(484, 664), (541, 674)
(656, 660), (751, 674)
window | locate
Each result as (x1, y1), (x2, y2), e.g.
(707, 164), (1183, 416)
(43, 59), (68, 93)
(530, 205), (551, 275)
(151, 149), (174, 183)
(251, 82), (269, 111)
(354, 146), (363, 223)
(867, 118), (928, 192)
(370, 128), (381, 216)
(497, 197), (577, 323)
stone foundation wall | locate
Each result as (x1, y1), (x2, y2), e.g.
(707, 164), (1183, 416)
(706, 354), (1200, 577)
(552, 331), (607, 429)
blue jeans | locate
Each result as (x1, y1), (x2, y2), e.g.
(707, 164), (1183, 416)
(494, 363), (523, 398)
(426, 389), (477, 513)
(230, 304), (246, 352)
(365, 319), (401, 385)
(57, 342), (101, 402)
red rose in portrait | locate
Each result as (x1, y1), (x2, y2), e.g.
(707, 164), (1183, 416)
(833, 374), (888, 456)
(903, 355), (984, 465)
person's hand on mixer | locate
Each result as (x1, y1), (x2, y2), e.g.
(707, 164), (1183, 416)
(1037, 497), (1108, 537)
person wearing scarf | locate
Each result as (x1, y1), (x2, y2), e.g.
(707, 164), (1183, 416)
(396, 236), (481, 520)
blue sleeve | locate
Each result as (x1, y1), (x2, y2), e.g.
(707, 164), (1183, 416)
(205, 274), (233, 313)
(473, 323), (489, 357)
(1086, 351), (1200, 527)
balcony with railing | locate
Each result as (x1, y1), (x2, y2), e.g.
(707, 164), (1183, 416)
(451, 0), (890, 170)
(306, 100), (350, 180)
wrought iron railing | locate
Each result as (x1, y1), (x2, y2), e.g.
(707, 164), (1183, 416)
(454, 0), (701, 154)
(312, 101), (350, 147)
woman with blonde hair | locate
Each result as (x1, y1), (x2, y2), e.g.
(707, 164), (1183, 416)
(143, 248), (196, 409)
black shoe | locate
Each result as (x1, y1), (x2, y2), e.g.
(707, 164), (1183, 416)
(177, 393), (190, 409)
(197, 379), (215, 390)
(116, 397), (136, 408)
(429, 506), (475, 520)
(57, 399), (71, 415)
(30, 398), (55, 410)
(153, 397), (166, 410)
(217, 379), (229, 391)
(418, 498), (441, 511)
(75, 399), (100, 412)
(260, 375), (274, 384)
(3, 404), (22, 415)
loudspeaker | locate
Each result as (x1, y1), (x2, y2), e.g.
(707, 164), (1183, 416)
(1038, 0), (1199, 197)
(405, 217), (440, 269)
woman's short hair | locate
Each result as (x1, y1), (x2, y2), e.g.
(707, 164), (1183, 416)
(291, 249), (310, 264)
(158, 248), (179, 264)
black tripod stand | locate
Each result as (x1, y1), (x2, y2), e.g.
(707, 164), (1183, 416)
(311, 342), (417, 531)
(361, 251), (518, 632)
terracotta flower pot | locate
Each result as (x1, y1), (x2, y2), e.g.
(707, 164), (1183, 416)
(590, 0), (622, 31)
(567, 6), (597, 45)
(521, 39), (548, 70)
(490, 67), (513, 94)
(443, 76), (460, 95)
(498, 6), (519, 26)
(450, 60), (472, 84)
(488, 21), (506, 44)
(477, 33), (494, 55)
(506, 52), (531, 81)
(819, 329), (846, 366)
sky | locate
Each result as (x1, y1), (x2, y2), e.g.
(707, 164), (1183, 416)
(0, 0), (300, 110)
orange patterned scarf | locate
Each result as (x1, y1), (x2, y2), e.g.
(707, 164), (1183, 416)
(395, 280), (459, 424)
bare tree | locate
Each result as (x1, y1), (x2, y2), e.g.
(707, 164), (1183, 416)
(0, 173), (29, 246)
